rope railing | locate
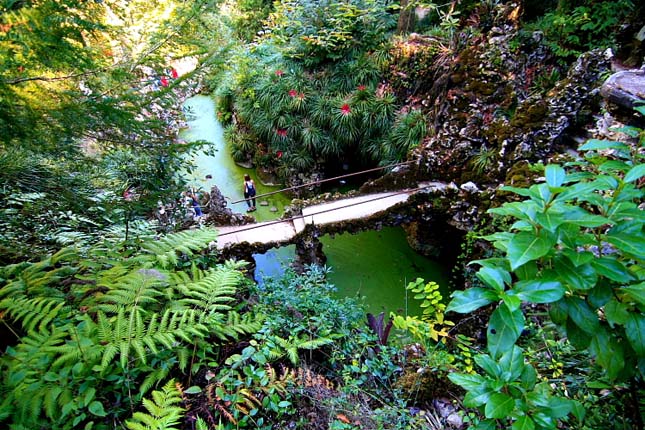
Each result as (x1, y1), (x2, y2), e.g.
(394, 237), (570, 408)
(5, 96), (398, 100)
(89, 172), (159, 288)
(228, 159), (417, 204)
(216, 185), (427, 238)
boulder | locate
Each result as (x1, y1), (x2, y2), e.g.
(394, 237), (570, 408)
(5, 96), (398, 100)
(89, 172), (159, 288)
(600, 69), (645, 109)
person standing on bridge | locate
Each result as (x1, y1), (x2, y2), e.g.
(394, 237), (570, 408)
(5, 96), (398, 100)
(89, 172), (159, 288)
(243, 174), (257, 212)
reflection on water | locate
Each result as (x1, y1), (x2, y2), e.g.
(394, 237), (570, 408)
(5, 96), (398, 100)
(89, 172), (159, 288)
(182, 95), (449, 317)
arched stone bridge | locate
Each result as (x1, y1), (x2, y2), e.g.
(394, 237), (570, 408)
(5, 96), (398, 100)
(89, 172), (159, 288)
(214, 182), (449, 269)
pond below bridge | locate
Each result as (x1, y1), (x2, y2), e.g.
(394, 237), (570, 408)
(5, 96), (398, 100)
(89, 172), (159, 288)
(180, 94), (450, 317)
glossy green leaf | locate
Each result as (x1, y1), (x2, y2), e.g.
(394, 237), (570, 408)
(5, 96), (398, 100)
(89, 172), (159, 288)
(528, 183), (552, 207)
(499, 345), (525, 381)
(607, 231), (645, 260)
(579, 139), (630, 151)
(562, 249), (594, 266)
(507, 232), (554, 270)
(513, 280), (565, 303)
(447, 372), (487, 392)
(484, 393), (515, 419)
(571, 400), (586, 422)
(622, 282), (645, 305)
(591, 257), (634, 283)
(463, 386), (494, 407)
(476, 266), (510, 292)
(88, 401), (106, 417)
(474, 354), (501, 378)
(500, 186), (532, 197)
(519, 363), (537, 390)
(545, 164), (565, 187)
(551, 257), (597, 291)
(535, 211), (564, 232)
(547, 397), (573, 418)
(624, 164), (645, 183)
(604, 298), (630, 325)
(515, 260), (538, 281)
(512, 416), (535, 430)
(488, 304), (524, 358)
(590, 329), (625, 380)
(625, 313), (645, 356)
(565, 297), (599, 334)
(561, 206), (611, 228)
(588, 283), (613, 308)
(447, 288), (498, 314)
(184, 386), (202, 394)
(566, 318), (592, 349)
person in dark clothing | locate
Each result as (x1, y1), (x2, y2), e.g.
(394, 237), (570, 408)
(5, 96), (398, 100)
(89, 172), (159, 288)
(243, 174), (257, 212)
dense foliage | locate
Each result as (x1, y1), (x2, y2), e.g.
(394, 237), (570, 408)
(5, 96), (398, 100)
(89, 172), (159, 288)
(215, 0), (428, 178)
(447, 118), (645, 429)
(0, 0), (222, 263)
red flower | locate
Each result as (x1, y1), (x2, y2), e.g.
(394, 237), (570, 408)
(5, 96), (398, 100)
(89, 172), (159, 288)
(276, 151), (283, 158)
(298, 92), (305, 100)
(288, 89), (298, 97)
(340, 103), (351, 115)
(357, 85), (366, 91)
(276, 129), (287, 137)
(275, 69), (284, 77)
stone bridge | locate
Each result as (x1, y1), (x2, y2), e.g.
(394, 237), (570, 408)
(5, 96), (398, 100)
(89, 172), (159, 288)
(213, 182), (451, 270)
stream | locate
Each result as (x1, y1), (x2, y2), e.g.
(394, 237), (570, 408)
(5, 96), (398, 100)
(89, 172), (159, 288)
(181, 95), (449, 316)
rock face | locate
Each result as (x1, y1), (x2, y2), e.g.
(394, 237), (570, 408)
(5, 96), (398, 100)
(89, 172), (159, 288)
(600, 69), (645, 110)
(204, 185), (254, 226)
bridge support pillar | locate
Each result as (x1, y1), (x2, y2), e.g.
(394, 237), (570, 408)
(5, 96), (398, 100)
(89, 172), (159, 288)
(293, 229), (326, 273)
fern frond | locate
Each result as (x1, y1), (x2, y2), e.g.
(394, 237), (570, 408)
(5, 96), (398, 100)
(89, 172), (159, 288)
(0, 297), (66, 332)
(138, 229), (218, 268)
(140, 366), (171, 396)
(126, 379), (185, 430)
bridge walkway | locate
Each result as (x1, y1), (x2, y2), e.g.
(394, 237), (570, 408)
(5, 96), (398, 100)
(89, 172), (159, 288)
(214, 189), (419, 250)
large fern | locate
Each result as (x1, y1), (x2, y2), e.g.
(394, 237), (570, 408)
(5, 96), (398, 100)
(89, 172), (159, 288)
(126, 380), (185, 430)
(0, 229), (260, 429)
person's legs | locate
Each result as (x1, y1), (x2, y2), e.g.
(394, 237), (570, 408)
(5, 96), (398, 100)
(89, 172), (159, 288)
(244, 192), (253, 211)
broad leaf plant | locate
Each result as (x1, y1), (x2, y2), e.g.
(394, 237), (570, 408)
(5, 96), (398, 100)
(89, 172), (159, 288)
(447, 115), (644, 429)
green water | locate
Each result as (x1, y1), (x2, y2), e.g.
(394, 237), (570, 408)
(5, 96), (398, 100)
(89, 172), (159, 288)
(182, 95), (449, 316)
(180, 95), (291, 221)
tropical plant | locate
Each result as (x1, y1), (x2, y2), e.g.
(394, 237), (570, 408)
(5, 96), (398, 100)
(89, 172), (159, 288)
(0, 229), (260, 429)
(446, 117), (645, 428)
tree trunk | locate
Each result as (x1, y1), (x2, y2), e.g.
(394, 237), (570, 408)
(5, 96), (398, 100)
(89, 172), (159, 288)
(397, 0), (416, 34)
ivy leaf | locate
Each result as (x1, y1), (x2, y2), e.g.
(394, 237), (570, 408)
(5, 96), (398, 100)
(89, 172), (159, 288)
(513, 280), (564, 303)
(512, 416), (535, 430)
(625, 314), (645, 356)
(507, 232), (554, 270)
(624, 164), (645, 183)
(545, 164), (565, 187)
(484, 393), (515, 419)
(488, 304), (524, 359)
(447, 288), (498, 314)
